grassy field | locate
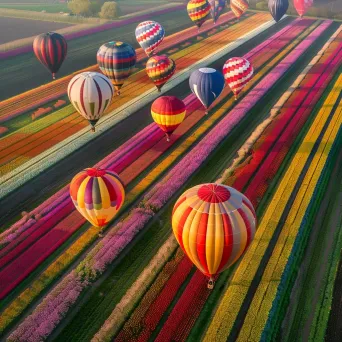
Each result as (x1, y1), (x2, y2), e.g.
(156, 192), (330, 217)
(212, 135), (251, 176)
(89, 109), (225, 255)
(0, 3), (68, 13)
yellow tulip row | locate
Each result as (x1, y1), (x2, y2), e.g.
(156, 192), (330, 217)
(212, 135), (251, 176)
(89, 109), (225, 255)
(203, 74), (342, 342)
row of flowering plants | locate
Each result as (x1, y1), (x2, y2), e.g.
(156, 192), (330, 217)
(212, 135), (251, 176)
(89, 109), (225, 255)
(2, 17), (317, 340)
(203, 52), (341, 341)
(81, 20), (325, 342)
(239, 100), (342, 342)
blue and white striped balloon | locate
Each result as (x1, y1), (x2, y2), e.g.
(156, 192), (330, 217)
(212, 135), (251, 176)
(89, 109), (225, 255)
(135, 21), (165, 56)
(189, 68), (225, 113)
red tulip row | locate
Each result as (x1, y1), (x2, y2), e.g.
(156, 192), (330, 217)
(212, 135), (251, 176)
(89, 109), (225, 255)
(126, 23), (342, 341)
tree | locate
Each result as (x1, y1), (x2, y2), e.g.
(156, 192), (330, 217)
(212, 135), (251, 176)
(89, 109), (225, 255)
(99, 1), (121, 19)
(68, 0), (91, 16)
(89, 0), (106, 16)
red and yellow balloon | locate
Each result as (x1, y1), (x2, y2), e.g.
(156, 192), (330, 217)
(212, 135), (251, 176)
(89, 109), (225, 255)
(172, 183), (256, 287)
(187, 0), (211, 30)
(146, 55), (176, 92)
(230, 0), (249, 19)
(151, 96), (186, 142)
(70, 168), (125, 227)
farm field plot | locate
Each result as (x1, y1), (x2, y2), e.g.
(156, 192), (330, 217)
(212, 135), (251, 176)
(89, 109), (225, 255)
(0, 3), (68, 13)
(1, 4), (342, 341)
(0, 7), (192, 100)
(0, 16), (73, 44)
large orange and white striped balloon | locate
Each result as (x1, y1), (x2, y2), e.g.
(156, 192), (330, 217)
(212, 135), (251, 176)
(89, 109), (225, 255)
(223, 57), (253, 99)
(172, 183), (256, 278)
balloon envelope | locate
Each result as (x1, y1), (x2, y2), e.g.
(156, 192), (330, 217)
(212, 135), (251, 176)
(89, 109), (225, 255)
(268, 0), (289, 22)
(223, 57), (253, 98)
(68, 72), (114, 130)
(97, 41), (136, 94)
(151, 96), (186, 139)
(146, 55), (176, 91)
(70, 168), (125, 227)
(135, 21), (165, 56)
(33, 32), (67, 79)
(172, 183), (256, 277)
(189, 67), (225, 111)
(209, 0), (226, 23)
(187, 0), (211, 29)
(293, 0), (313, 17)
(230, 0), (249, 18)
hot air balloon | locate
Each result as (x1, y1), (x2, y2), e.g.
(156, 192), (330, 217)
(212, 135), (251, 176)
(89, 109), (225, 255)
(70, 168), (125, 228)
(268, 0), (289, 22)
(68, 72), (114, 132)
(33, 32), (67, 79)
(293, 0), (313, 18)
(97, 41), (136, 95)
(172, 183), (256, 288)
(230, 0), (249, 19)
(209, 0), (226, 24)
(135, 21), (165, 56)
(189, 68), (225, 114)
(151, 96), (186, 141)
(187, 0), (211, 31)
(223, 57), (253, 100)
(146, 55), (176, 92)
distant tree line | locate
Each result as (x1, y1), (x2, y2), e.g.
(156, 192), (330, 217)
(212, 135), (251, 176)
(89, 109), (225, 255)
(67, 0), (121, 19)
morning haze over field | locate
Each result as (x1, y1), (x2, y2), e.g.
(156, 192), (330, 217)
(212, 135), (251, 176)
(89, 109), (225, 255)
(0, 1), (342, 342)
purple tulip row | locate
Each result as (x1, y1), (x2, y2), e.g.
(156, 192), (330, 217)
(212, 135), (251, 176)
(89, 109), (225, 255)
(8, 20), (332, 341)
(0, 5), (185, 60)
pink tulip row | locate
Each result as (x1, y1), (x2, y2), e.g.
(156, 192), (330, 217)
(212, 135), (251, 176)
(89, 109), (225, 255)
(0, 5), (185, 60)
(6, 20), (327, 340)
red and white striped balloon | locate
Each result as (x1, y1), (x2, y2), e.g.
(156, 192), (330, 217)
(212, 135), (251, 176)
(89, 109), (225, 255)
(223, 57), (253, 99)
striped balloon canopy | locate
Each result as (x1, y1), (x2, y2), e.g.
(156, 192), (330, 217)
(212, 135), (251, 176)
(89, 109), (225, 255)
(135, 21), (165, 56)
(151, 96), (186, 141)
(97, 41), (136, 95)
(293, 0), (313, 17)
(33, 32), (67, 79)
(172, 183), (256, 283)
(70, 168), (125, 227)
(209, 0), (226, 24)
(230, 0), (249, 19)
(187, 0), (211, 30)
(68, 72), (114, 131)
(146, 55), (176, 92)
(268, 0), (289, 22)
(223, 57), (253, 99)
(189, 67), (225, 113)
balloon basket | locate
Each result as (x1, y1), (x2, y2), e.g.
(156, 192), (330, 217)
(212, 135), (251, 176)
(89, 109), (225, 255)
(91, 127), (95, 133)
(116, 91), (121, 96)
(205, 111), (208, 115)
(52, 73), (56, 80)
(207, 278), (215, 290)
(166, 135), (170, 142)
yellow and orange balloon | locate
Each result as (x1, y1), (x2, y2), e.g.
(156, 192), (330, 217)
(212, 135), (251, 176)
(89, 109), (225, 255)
(151, 96), (186, 141)
(172, 183), (256, 287)
(70, 168), (125, 227)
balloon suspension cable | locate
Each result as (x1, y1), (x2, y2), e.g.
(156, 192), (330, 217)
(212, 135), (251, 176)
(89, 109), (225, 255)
(158, 88), (161, 93)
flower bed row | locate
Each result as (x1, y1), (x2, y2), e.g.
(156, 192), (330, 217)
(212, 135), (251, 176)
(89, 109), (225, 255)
(203, 68), (342, 342)
(239, 97), (342, 342)
(0, 11), (239, 123)
(6, 20), (326, 342)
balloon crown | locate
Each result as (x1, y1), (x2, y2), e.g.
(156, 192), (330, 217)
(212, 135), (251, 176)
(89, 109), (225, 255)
(86, 168), (106, 177)
(197, 184), (231, 203)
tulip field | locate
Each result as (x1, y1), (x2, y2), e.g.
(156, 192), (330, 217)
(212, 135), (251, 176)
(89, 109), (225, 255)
(0, 5), (342, 342)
